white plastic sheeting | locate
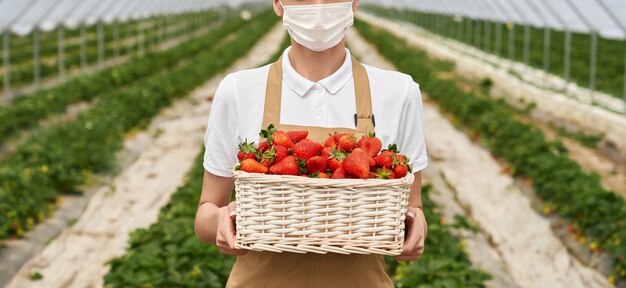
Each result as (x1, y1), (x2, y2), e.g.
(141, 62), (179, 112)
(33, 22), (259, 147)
(0, 0), (265, 36)
(364, 0), (626, 39)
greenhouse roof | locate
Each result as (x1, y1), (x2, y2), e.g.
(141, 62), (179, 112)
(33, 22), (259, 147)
(365, 0), (626, 40)
(0, 0), (261, 36)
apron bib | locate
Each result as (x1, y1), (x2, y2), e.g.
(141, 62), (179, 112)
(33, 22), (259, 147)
(225, 55), (394, 288)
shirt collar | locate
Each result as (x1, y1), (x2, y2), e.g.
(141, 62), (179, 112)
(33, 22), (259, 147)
(282, 46), (354, 97)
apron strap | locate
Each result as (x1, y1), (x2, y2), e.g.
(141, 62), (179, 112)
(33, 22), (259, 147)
(262, 54), (375, 132)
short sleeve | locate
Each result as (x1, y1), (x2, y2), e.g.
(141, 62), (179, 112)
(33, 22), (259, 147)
(397, 80), (428, 173)
(203, 74), (239, 177)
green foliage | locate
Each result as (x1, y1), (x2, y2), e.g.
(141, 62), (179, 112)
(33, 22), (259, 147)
(0, 11), (279, 240)
(363, 5), (626, 100)
(386, 187), (491, 287)
(104, 153), (235, 287)
(0, 11), (234, 143)
(0, 11), (222, 88)
(354, 18), (626, 284)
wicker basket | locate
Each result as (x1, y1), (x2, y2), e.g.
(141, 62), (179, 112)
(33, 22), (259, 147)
(233, 170), (414, 256)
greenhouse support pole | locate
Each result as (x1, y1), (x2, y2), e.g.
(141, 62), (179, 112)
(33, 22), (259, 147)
(3, 32), (10, 99)
(137, 21), (144, 55)
(596, 0), (626, 110)
(509, 25), (515, 61)
(114, 21), (120, 58)
(484, 20), (491, 52)
(126, 22), (132, 55)
(468, 19), (473, 45)
(564, 0), (598, 99)
(80, 24), (87, 71)
(564, 30), (571, 83)
(33, 29), (41, 89)
(98, 22), (104, 67)
(496, 22), (502, 57)
(590, 32), (597, 101)
(457, 17), (462, 42)
(523, 25), (530, 66)
(475, 19), (481, 48)
(58, 27), (65, 80)
(543, 28), (551, 75)
(524, 0), (550, 76)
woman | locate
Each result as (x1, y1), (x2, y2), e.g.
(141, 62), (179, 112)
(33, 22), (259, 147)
(194, 0), (428, 286)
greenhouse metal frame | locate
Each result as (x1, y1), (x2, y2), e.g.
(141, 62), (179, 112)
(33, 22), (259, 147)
(0, 0), (249, 102)
(366, 0), (626, 111)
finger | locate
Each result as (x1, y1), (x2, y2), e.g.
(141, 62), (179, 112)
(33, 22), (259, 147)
(221, 218), (238, 249)
(406, 208), (416, 223)
(228, 202), (237, 220)
(219, 247), (249, 256)
(394, 254), (422, 261)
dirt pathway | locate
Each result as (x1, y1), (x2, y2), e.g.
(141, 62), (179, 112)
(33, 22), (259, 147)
(4, 24), (286, 288)
(349, 16), (612, 288)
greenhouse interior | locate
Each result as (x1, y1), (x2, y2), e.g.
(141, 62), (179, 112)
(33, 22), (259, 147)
(0, 0), (625, 287)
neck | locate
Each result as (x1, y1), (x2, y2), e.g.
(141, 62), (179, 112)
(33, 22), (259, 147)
(288, 40), (347, 82)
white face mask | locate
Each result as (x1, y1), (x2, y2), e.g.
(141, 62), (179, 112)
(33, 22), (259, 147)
(279, 0), (354, 52)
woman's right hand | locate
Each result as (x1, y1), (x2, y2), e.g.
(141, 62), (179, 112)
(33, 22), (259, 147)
(215, 201), (248, 256)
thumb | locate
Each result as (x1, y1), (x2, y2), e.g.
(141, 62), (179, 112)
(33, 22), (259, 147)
(406, 208), (416, 223)
(228, 201), (237, 220)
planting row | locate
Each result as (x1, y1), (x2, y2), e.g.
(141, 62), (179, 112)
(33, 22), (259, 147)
(0, 10), (278, 240)
(355, 18), (626, 285)
(0, 10), (219, 66)
(0, 12), (243, 144)
(103, 31), (490, 287)
(104, 155), (490, 287)
(0, 11), (223, 89)
(363, 5), (626, 100)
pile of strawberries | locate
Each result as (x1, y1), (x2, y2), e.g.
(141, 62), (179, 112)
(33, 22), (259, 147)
(235, 124), (413, 179)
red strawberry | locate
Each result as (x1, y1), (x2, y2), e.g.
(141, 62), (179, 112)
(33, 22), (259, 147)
(239, 158), (268, 174)
(292, 139), (323, 161)
(258, 141), (269, 153)
(331, 166), (347, 179)
(273, 131), (293, 148)
(374, 144), (398, 169)
(343, 148), (370, 179)
(306, 156), (327, 175)
(287, 131), (309, 143)
(333, 133), (351, 142)
(321, 146), (333, 158)
(368, 172), (376, 179)
(328, 149), (347, 172)
(269, 156), (300, 175)
(391, 153), (411, 178)
(338, 135), (357, 152)
(374, 151), (394, 169)
(393, 164), (408, 178)
(324, 135), (337, 148)
(237, 139), (257, 162)
(259, 146), (277, 167)
(357, 132), (382, 158)
(369, 157), (376, 167)
(274, 145), (290, 164)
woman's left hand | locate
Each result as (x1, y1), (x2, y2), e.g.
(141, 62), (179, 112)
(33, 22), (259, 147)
(394, 206), (428, 261)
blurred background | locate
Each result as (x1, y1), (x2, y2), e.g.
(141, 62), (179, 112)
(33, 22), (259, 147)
(0, 0), (624, 287)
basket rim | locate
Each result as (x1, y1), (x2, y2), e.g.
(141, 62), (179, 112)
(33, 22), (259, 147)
(232, 169), (415, 184)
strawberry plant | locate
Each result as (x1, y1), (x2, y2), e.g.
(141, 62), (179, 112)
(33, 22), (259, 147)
(0, 10), (279, 240)
(0, 11), (241, 143)
(355, 18), (626, 284)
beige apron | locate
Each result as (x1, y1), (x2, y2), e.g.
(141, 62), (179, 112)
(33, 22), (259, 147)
(225, 55), (394, 288)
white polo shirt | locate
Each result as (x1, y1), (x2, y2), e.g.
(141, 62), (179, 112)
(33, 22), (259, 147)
(203, 46), (428, 177)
